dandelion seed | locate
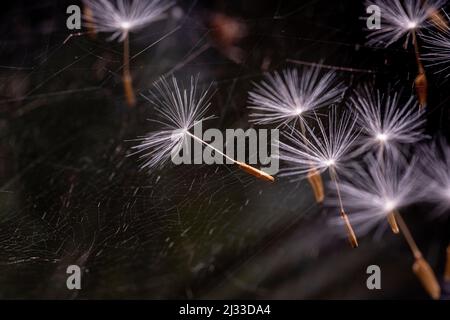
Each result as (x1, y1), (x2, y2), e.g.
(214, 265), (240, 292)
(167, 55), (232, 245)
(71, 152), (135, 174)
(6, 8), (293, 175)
(249, 66), (345, 202)
(248, 67), (345, 128)
(326, 155), (419, 235)
(132, 76), (274, 182)
(279, 108), (359, 177)
(83, 0), (174, 107)
(365, 0), (446, 47)
(83, 0), (174, 41)
(279, 108), (360, 247)
(350, 87), (426, 159)
(365, 0), (446, 108)
(327, 154), (440, 298)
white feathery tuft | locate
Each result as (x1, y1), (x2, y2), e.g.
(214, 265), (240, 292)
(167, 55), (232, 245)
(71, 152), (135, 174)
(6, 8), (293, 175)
(83, 0), (174, 41)
(132, 76), (214, 170)
(326, 155), (421, 235)
(248, 67), (345, 127)
(350, 87), (426, 158)
(278, 108), (360, 179)
(365, 0), (446, 47)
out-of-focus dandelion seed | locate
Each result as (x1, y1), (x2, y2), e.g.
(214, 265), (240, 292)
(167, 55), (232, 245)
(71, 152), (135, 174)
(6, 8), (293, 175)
(327, 156), (419, 236)
(327, 155), (440, 298)
(365, 0), (447, 109)
(248, 67), (345, 128)
(413, 256), (441, 299)
(209, 13), (247, 64)
(350, 87), (426, 159)
(83, 0), (174, 107)
(365, 0), (446, 47)
(279, 108), (360, 247)
(132, 76), (274, 182)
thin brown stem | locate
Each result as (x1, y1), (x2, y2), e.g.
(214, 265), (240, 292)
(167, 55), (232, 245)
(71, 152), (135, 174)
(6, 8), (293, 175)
(329, 166), (358, 248)
(123, 33), (136, 107)
(412, 30), (428, 109)
(301, 120), (324, 203)
(394, 211), (422, 259)
(329, 167), (344, 212)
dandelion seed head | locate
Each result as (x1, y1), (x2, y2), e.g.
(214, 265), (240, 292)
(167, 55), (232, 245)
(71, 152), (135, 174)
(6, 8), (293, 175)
(120, 21), (131, 30)
(350, 87), (426, 158)
(384, 199), (398, 212)
(278, 108), (359, 179)
(326, 155), (420, 235)
(83, 0), (174, 41)
(365, 0), (446, 47)
(131, 76), (214, 170)
(248, 67), (345, 127)
(375, 132), (389, 142)
(406, 20), (419, 30)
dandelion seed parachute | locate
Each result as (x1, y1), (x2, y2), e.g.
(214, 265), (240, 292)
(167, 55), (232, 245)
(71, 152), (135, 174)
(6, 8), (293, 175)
(326, 155), (440, 298)
(83, 0), (174, 107)
(132, 76), (274, 182)
(365, 0), (447, 108)
(279, 108), (359, 177)
(83, 0), (174, 42)
(248, 67), (345, 128)
(279, 108), (360, 247)
(350, 87), (426, 159)
(132, 76), (214, 170)
(365, 0), (446, 47)
(326, 155), (420, 235)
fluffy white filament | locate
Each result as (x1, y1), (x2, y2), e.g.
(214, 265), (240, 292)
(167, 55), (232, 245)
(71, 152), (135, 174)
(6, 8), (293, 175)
(132, 76), (214, 170)
(248, 67), (345, 127)
(83, 0), (174, 41)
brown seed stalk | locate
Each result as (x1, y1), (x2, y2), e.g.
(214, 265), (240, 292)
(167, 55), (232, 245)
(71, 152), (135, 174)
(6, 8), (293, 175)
(307, 167), (324, 203)
(237, 162), (275, 182)
(299, 121), (325, 204)
(123, 33), (136, 107)
(340, 209), (358, 248)
(387, 211), (400, 234)
(412, 30), (427, 110)
(395, 212), (441, 299)
(185, 131), (274, 182)
(329, 167), (358, 248)
(413, 257), (441, 300)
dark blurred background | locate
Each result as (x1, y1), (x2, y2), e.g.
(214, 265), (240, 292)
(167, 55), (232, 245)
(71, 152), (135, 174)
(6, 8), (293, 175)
(0, 0), (449, 299)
